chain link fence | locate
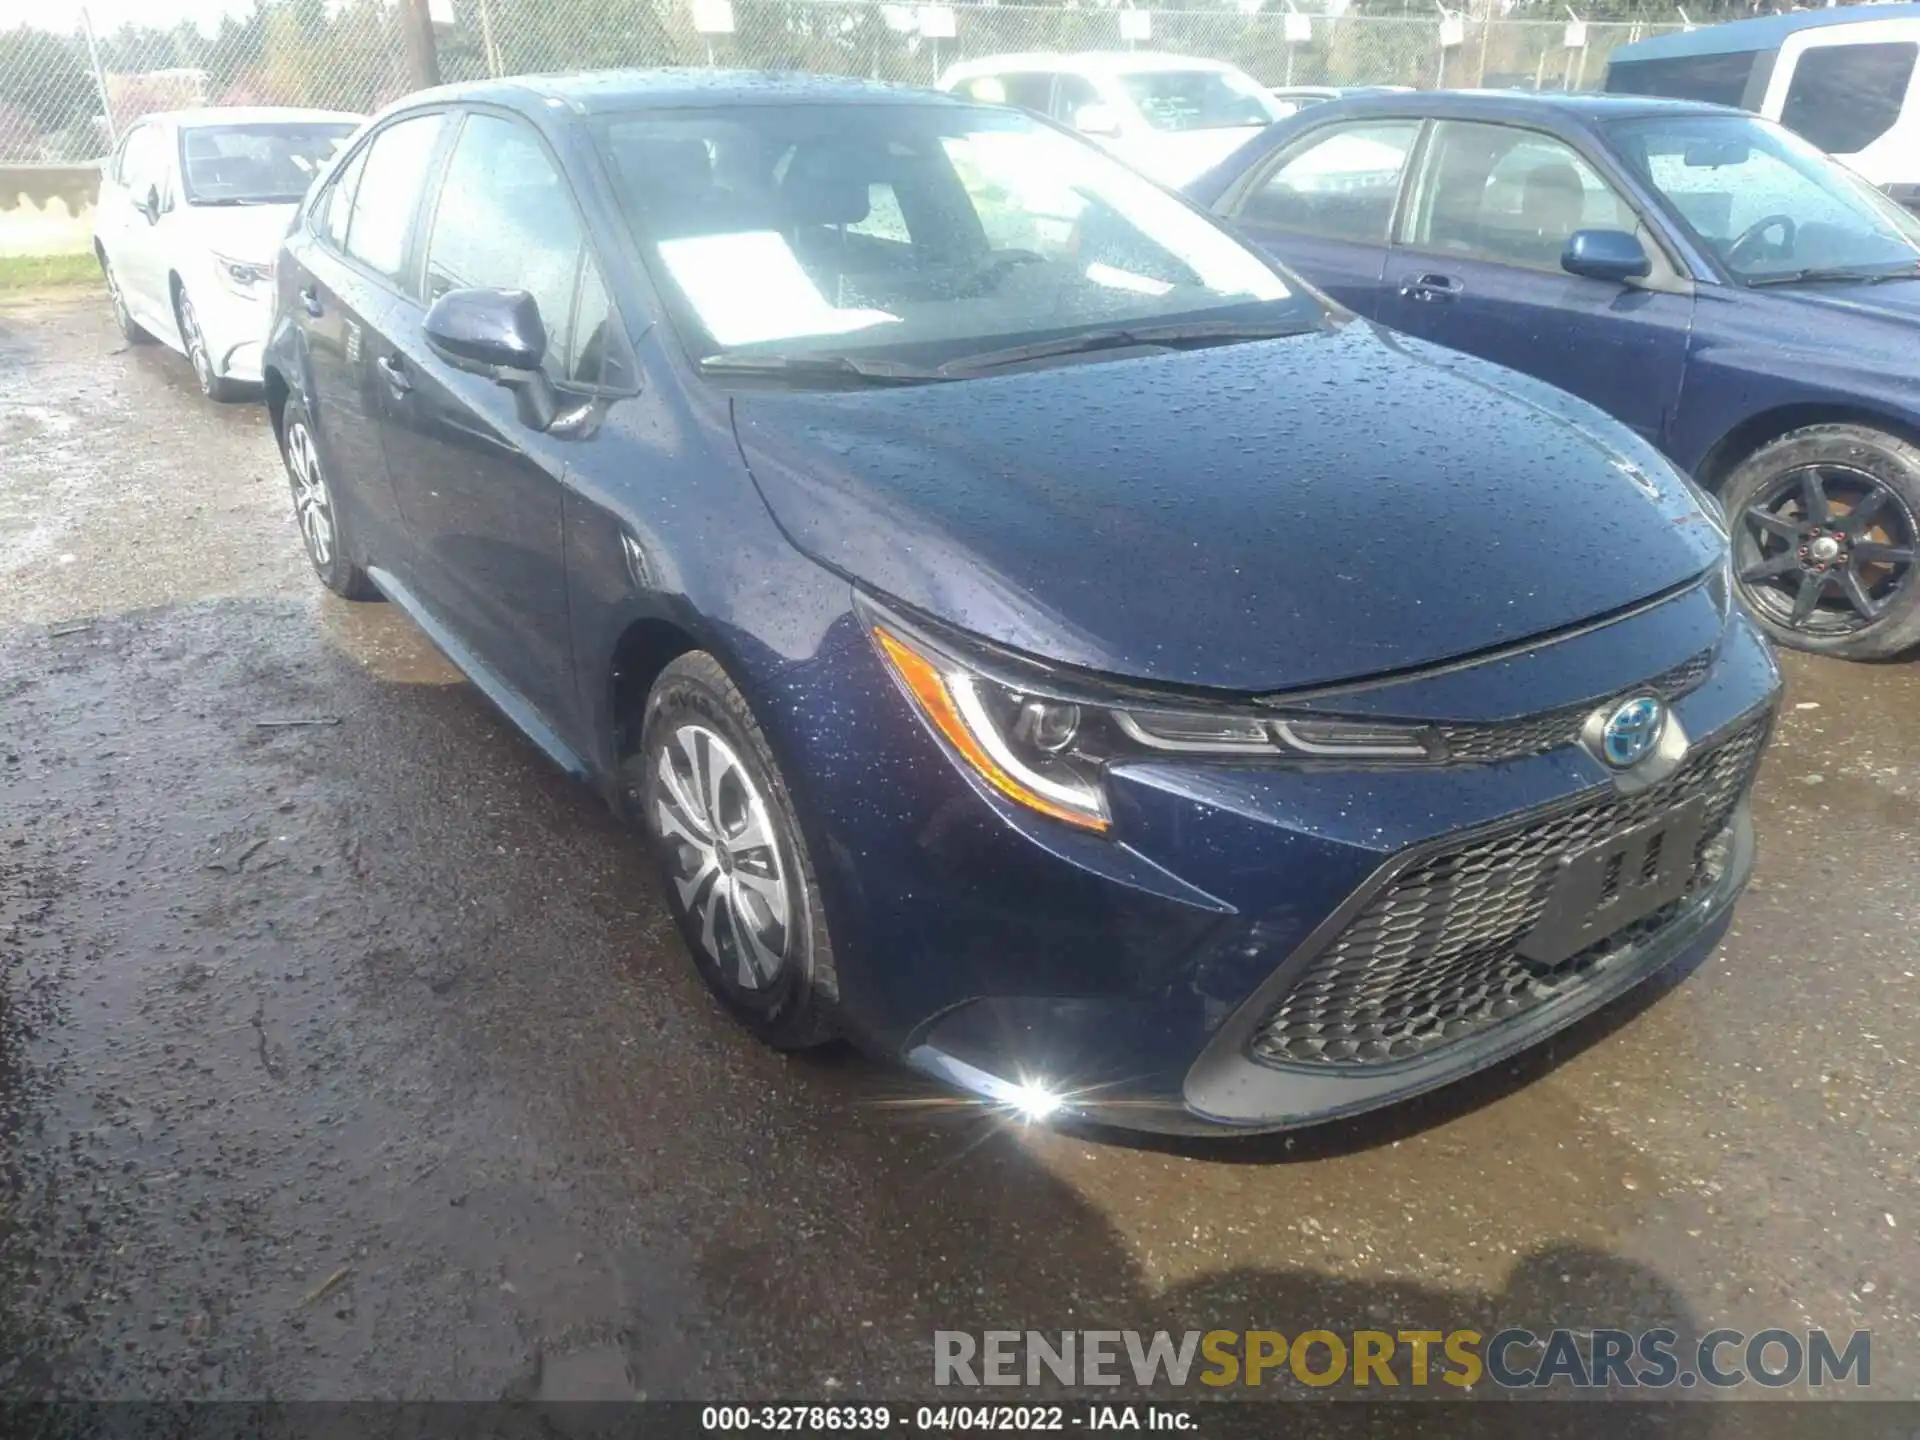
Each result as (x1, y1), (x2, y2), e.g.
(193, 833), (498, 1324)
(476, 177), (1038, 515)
(0, 1), (1682, 166)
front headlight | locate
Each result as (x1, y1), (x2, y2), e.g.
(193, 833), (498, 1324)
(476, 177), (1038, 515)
(867, 603), (1438, 835)
(213, 252), (272, 299)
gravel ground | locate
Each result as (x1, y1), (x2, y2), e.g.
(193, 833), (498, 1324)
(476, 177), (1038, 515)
(1, 289), (1914, 1404)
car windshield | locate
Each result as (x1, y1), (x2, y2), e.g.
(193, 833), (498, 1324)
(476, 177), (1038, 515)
(179, 122), (358, 205)
(1118, 69), (1278, 132)
(1608, 112), (1920, 283)
(593, 101), (1316, 371)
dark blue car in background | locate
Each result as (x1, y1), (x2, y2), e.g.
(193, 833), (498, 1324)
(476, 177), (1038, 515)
(263, 71), (1777, 1136)
(1189, 91), (1920, 660)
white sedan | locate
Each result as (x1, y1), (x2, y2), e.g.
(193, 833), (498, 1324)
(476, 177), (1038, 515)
(93, 106), (363, 401)
(938, 52), (1283, 188)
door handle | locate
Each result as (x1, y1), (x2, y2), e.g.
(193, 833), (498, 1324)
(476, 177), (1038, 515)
(1400, 272), (1464, 302)
(299, 286), (323, 318)
(376, 355), (412, 394)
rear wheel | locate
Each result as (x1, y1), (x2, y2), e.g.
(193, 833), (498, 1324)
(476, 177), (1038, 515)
(102, 255), (151, 344)
(281, 398), (378, 601)
(1724, 423), (1920, 660)
(174, 285), (244, 402)
(635, 652), (839, 1050)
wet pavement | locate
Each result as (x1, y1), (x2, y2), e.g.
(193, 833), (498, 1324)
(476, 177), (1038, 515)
(1, 291), (1915, 1403)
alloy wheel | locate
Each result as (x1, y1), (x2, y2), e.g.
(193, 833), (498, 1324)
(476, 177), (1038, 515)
(653, 723), (793, 992)
(1734, 463), (1918, 636)
(178, 290), (214, 394)
(285, 421), (335, 569)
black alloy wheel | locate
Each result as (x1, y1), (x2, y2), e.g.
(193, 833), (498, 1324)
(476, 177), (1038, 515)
(1723, 424), (1920, 659)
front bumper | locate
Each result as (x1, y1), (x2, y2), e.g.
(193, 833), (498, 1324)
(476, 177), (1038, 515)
(793, 589), (1778, 1137)
(188, 272), (271, 381)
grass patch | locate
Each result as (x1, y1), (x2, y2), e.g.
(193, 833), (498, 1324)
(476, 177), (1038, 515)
(0, 252), (102, 291)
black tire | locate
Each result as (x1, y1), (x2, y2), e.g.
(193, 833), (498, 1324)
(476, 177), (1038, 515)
(174, 285), (245, 402)
(634, 652), (840, 1050)
(1723, 423), (1920, 660)
(280, 397), (379, 601)
(101, 254), (152, 344)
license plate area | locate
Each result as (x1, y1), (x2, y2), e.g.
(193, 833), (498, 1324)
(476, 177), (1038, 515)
(1516, 796), (1709, 967)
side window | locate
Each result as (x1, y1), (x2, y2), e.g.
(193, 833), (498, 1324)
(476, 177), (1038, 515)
(1235, 120), (1422, 242)
(314, 142), (368, 250)
(1606, 52), (1761, 109)
(425, 112), (587, 380)
(340, 112), (446, 284)
(568, 257), (621, 388)
(1050, 74), (1102, 125)
(118, 126), (156, 193)
(110, 129), (137, 186)
(1406, 122), (1636, 270)
(1780, 42), (1918, 155)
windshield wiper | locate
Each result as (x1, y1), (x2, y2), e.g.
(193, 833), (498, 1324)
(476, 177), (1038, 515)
(936, 319), (1311, 376)
(1745, 263), (1920, 288)
(697, 353), (950, 385)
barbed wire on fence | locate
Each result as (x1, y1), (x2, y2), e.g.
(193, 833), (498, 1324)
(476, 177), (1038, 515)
(0, 0), (1681, 167)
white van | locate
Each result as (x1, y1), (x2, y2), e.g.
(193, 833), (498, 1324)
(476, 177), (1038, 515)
(1606, 2), (1920, 208)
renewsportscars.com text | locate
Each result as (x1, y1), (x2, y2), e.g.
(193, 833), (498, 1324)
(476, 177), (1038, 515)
(934, 1328), (1871, 1390)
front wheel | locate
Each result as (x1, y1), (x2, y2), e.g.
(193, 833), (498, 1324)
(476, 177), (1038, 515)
(281, 398), (378, 600)
(635, 652), (839, 1050)
(1724, 423), (1920, 660)
(174, 286), (244, 402)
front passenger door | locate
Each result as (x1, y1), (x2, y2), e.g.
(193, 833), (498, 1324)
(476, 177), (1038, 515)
(376, 109), (606, 733)
(1376, 122), (1694, 447)
(103, 125), (169, 335)
(1214, 119), (1423, 316)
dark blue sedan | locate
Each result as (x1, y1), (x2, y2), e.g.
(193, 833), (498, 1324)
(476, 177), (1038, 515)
(1188, 91), (1920, 660)
(263, 71), (1776, 1135)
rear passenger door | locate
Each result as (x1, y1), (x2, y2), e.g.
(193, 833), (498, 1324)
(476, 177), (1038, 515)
(288, 111), (449, 562)
(375, 108), (613, 732)
(1211, 118), (1423, 316)
(1376, 121), (1693, 446)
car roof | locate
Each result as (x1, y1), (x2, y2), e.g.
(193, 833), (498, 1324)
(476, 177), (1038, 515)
(1291, 88), (1736, 125)
(144, 106), (365, 129)
(941, 50), (1241, 78)
(1610, 1), (1920, 64)
(388, 68), (970, 117)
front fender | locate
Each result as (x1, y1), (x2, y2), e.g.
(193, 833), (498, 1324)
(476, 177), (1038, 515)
(1671, 295), (1920, 476)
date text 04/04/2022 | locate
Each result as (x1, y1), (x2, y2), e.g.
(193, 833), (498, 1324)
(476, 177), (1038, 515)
(699, 1405), (1196, 1431)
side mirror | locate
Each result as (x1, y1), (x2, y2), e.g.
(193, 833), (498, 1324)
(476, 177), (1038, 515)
(134, 185), (159, 223)
(1073, 103), (1124, 139)
(423, 287), (557, 430)
(1562, 228), (1652, 283)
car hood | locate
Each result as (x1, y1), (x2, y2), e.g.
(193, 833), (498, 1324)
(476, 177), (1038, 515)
(1754, 275), (1920, 325)
(729, 319), (1723, 694)
(173, 202), (299, 265)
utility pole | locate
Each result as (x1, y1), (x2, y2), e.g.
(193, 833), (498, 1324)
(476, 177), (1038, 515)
(79, 6), (116, 149)
(400, 0), (441, 91)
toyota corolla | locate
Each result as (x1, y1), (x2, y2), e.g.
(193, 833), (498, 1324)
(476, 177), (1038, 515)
(262, 71), (1779, 1135)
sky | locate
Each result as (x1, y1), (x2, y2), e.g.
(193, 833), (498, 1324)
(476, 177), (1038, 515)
(25, 0), (259, 35)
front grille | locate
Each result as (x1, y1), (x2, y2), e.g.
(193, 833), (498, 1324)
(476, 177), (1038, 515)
(1249, 709), (1770, 1069)
(1432, 647), (1717, 765)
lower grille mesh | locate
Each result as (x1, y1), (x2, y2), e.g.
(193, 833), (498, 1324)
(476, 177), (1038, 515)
(1249, 711), (1770, 1069)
